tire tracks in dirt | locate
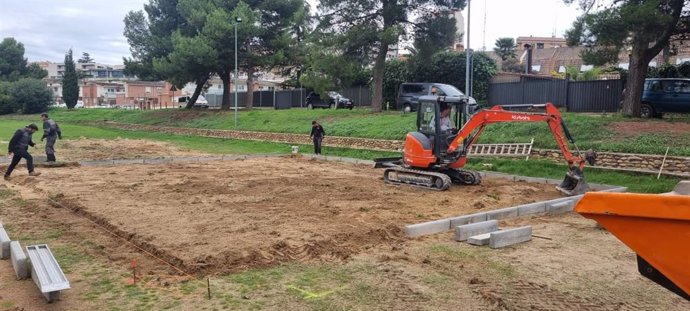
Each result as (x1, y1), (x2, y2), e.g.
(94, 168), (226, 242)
(469, 278), (659, 311)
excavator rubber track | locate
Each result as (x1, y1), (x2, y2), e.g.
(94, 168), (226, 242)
(383, 167), (452, 191)
(443, 168), (482, 185)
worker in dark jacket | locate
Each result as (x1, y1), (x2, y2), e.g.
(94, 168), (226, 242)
(40, 113), (62, 162)
(310, 121), (325, 155)
(4, 124), (41, 180)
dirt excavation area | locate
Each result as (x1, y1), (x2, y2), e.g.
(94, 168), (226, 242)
(5, 137), (206, 161)
(20, 157), (560, 274)
(2, 155), (688, 310)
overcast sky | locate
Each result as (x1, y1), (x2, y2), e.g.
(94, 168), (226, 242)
(0, 0), (582, 65)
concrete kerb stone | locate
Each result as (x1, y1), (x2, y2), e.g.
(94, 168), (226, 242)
(10, 241), (28, 279)
(489, 226), (533, 249)
(403, 179), (626, 238)
(599, 186), (628, 193)
(455, 220), (499, 241)
(467, 233), (492, 246)
(673, 181), (690, 195)
(222, 155), (248, 161)
(486, 207), (519, 221)
(142, 158), (173, 165)
(244, 154), (281, 160)
(113, 159), (145, 165)
(0, 227), (10, 259)
(516, 202), (547, 216)
(547, 201), (573, 215)
(449, 213), (487, 227)
(171, 157), (200, 163)
(78, 160), (115, 166)
(405, 219), (451, 237)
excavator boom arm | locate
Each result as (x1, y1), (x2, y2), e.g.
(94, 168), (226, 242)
(448, 103), (585, 170)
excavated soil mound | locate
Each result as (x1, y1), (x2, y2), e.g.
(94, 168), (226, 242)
(23, 157), (561, 274)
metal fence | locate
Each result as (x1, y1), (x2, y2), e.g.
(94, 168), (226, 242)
(204, 86), (373, 109)
(488, 76), (624, 112)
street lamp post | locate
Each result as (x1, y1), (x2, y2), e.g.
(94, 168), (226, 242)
(234, 17), (242, 129)
(464, 0), (472, 125)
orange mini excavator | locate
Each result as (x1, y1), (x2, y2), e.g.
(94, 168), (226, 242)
(374, 96), (592, 195)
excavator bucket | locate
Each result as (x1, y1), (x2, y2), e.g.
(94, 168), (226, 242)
(556, 167), (590, 196)
(575, 188), (690, 301)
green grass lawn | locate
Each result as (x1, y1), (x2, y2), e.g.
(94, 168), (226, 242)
(0, 120), (398, 160)
(4, 107), (690, 156)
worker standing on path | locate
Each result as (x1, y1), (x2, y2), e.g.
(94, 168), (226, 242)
(310, 121), (325, 155)
(40, 113), (62, 162)
(4, 123), (41, 181)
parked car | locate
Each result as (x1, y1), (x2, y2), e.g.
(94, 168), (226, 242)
(396, 82), (477, 113)
(175, 95), (209, 108)
(306, 91), (354, 109)
(642, 78), (690, 118)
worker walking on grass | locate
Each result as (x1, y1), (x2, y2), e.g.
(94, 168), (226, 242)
(4, 124), (41, 181)
(40, 113), (62, 162)
(310, 121), (325, 155)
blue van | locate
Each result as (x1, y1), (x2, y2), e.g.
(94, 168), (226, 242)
(642, 78), (690, 118)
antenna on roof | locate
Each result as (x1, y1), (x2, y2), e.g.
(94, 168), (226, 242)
(552, 0), (558, 37)
(482, 0), (487, 51)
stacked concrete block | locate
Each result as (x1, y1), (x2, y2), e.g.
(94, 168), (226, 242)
(467, 233), (492, 246)
(455, 220), (499, 241)
(26, 244), (71, 303)
(489, 226), (533, 249)
(10, 241), (28, 279)
(0, 226), (10, 259)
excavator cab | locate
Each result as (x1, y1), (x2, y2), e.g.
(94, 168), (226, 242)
(415, 95), (473, 161)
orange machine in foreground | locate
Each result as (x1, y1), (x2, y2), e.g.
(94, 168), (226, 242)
(575, 187), (690, 301)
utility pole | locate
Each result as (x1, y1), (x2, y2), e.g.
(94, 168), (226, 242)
(464, 0), (472, 125)
(465, 0), (472, 98)
(234, 17), (242, 128)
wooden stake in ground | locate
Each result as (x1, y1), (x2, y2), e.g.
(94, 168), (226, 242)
(658, 147), (670, 180)
(207, 277), (211, 299)
(132, 258), (137, 285)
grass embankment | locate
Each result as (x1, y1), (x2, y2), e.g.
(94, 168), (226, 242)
(0, 119), (678, 193)
(8, 107), (690, 156)
(0, 120), (397, 160)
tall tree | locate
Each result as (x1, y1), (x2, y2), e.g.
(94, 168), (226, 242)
(564, 0), (689, 117)
(62, 49), (79, 109)
(493, 37), (516, 61)
(78, 52), (94, 63)
(177, 0), (308, 109)
(0, 38), (29, 81)
(124, 0), (208, 107)
(25, 63), (48, 79)
(316, 0), (466, 112)
(241, 0), (310, 109)
(10, 78), (53, 114)
(153, 32), (217, 108)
